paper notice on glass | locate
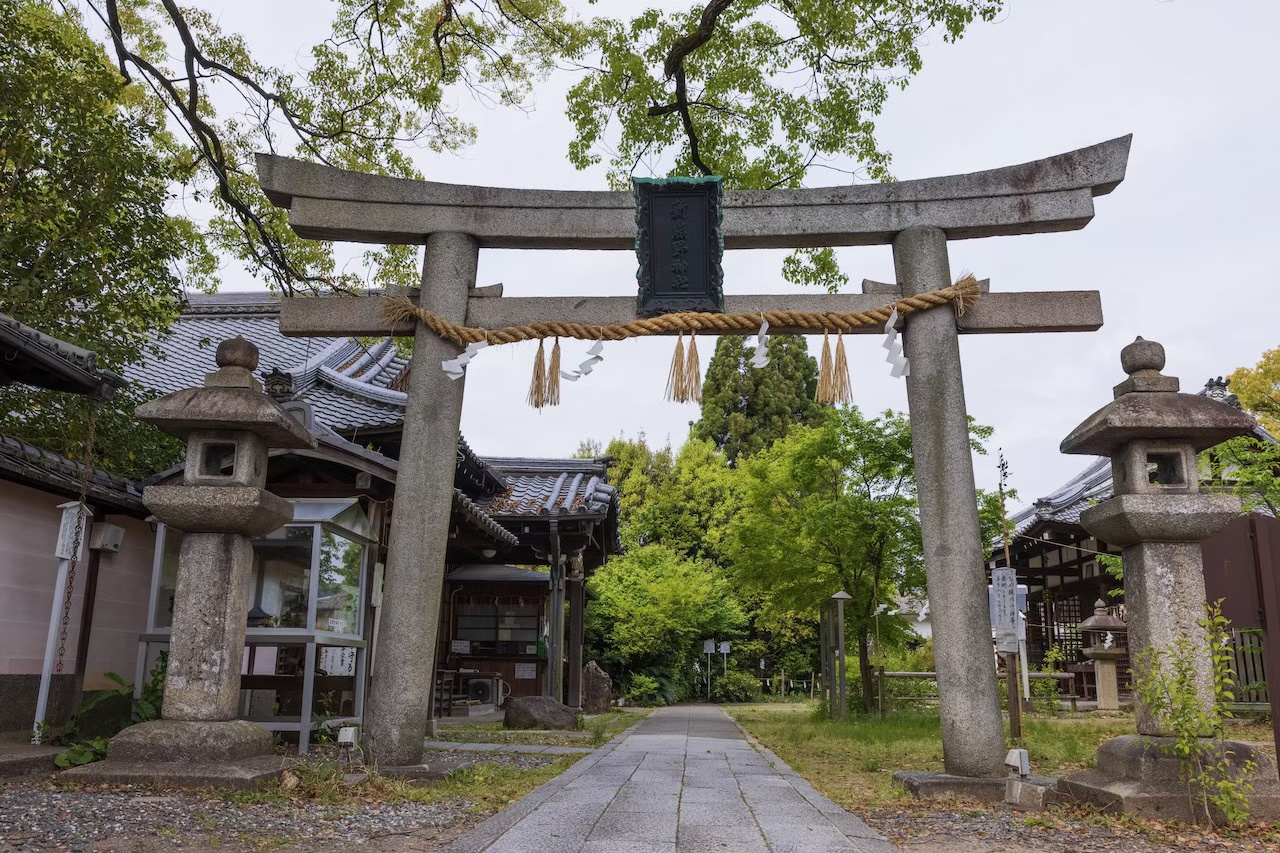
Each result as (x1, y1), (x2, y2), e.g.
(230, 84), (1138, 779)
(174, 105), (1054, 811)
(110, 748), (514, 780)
(514, 663), (537, 680)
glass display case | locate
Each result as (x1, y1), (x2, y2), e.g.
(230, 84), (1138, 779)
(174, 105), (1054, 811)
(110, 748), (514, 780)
(139, 498), (379, 752)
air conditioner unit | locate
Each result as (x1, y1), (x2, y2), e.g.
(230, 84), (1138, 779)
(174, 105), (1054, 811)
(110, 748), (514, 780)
(467, 677), (495, 704)
(89, 522), (125, 553)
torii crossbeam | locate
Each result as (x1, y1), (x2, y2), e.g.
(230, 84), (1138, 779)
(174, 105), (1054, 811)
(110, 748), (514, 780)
(259, 135), (1131, 776)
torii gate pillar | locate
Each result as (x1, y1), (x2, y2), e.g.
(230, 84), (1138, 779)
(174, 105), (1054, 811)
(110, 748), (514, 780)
(364, 232), (476, 766)
(896, 227), (1005, 776)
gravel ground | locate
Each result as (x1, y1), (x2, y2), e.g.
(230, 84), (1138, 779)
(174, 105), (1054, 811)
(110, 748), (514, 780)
(866, 804), (1280, 852)
(0, 753), (553, 853)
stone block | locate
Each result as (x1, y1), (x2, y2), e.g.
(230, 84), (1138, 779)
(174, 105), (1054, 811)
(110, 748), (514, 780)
(582, 661), (613, 715)
(143, 484), (293, 536)
(503, 695), (580, 731)
(1005, 775), (1061, 811)
(107, 719), (273, 763)
(1060, 736), (1280, 824)
(892, 770), (1008, 803)
(62, 754), (283, 790)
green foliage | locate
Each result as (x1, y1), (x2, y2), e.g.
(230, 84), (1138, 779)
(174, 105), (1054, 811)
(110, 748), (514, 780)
(691, 335), (825, 464)
(567, 1), (1001, 286)
(1131, 601), (1256, 825)
(1031, 644), (1065, 712)
(587, 544), (745, 703)
(74, 0), (588, 293)
(0, 2), (214, 360)
(54, 652), (166, 767)
(626, 674), (662, 706)
(1228, 349), (1280, 435)
(1201, 435), (1280, 518)
(711, 669), (761, 704)
(0, 1), (203, 476)
(53, 737), (110, 768)
(725, 406), (932, 711)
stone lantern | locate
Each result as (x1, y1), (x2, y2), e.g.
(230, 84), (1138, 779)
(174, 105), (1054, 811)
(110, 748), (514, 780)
(71, 337), (314, 785)
(1078, 600), (1126, 712)
(1058, 338), (1280, 822)
(1060, 337), (1252, 735)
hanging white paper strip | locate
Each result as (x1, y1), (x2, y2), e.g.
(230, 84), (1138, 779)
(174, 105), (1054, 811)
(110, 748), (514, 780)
(917, 600), (930, 623)
(749, 315), (770, 369)
(560, 338), (605, 382)
(441, 340), (490, 380)
(882, 307), (910, 379)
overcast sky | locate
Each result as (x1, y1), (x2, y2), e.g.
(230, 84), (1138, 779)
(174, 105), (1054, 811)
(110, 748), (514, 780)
(201, 0), (1280, 508)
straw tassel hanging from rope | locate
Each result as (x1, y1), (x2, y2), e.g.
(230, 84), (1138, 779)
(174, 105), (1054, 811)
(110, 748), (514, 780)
(831, 331), (853, 404)
(527, 339), (548, 408)
(546, 337), (562, 406)
(816, 330), (855, 405)
(666, 333), (687, 402)
(683, 333), (702, 404)
(817, 332), (835, 403)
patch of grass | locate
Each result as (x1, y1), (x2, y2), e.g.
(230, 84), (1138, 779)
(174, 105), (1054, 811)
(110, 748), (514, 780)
(728, 703), (1140, 811)
(220, 756), (581, 815)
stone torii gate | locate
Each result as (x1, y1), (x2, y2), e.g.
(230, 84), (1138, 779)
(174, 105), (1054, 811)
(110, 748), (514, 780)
(257, 135), (1131, 774)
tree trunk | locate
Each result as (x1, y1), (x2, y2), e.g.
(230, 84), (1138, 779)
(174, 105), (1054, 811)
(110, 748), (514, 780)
(857, 632), (874, 713)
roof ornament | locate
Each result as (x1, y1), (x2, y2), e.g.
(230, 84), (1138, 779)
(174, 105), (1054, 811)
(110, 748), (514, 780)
(263, 367), (294, 402)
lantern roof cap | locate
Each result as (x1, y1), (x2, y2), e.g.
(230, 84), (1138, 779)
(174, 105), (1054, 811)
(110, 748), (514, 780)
(1079, 599), (1126, 631)
(1061, 338), (1255, 456)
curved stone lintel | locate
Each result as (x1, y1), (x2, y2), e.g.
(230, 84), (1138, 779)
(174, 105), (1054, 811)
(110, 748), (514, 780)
(256, 136), (1131, 249)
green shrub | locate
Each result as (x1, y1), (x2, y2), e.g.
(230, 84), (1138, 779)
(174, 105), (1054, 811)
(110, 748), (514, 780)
(712, 670), (761, 704)
(627, 674), (661, 705)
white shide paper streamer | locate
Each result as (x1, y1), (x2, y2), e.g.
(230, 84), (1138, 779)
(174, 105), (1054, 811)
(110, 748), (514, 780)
(441, 340), (489, 380)
(560, 339), (605, 382)
(882, 307), (910, 379)
(749, 315), (770, 369)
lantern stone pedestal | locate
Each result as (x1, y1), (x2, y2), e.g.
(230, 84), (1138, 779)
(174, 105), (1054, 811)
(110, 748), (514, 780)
(66, 338), (314, 789)
(1055, 338), (1280, 822)
(1082, 647), (1125, 712)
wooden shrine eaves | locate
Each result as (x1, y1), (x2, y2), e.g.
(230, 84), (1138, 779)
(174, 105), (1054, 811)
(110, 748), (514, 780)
(256, 136), (1131, 250)
(278, 290), (1103, 338)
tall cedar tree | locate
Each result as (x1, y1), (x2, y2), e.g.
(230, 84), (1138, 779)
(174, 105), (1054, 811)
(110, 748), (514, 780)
(691, 335), (825, 464)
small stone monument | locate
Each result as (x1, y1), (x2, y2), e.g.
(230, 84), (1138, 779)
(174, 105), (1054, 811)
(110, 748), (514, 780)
(69, 337), (314, 787)
(1078, 600), (1126, 712)
(582, 661), (613, 716)
(1058, 337), (1280, 821)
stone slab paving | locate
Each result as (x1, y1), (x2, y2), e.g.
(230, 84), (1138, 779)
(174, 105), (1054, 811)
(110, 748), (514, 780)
(445, 705), (897, 853)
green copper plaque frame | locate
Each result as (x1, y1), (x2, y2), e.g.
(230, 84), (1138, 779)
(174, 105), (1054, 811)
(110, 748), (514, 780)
(633, 176), (725, 317)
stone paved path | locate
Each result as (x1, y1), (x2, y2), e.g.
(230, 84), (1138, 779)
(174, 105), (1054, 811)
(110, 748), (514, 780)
(445, 704), (897, 853)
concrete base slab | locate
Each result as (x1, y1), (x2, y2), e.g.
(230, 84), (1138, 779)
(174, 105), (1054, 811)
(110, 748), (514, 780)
(892, 770), (1007, 803)
(0, 742), (60, 777)
(1058, 736), (1280, 824)
(1005, 775), (1061, 811)
(62, 754), (283, 790)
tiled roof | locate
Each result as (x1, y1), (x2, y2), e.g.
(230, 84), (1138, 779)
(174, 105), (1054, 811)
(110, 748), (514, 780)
(0, 313), (125, 400)
(479, 458), (618, 518)
(0, 433), (145, 515)
(125, 293), (408, 433)
(453, 489), (520, 549)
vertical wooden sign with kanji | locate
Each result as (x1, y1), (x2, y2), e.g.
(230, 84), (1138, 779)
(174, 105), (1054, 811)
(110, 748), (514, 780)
(633, 176), (725, 317)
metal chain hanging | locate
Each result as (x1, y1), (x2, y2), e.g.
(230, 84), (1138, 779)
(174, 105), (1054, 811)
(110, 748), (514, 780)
(54, 399), (99, 673)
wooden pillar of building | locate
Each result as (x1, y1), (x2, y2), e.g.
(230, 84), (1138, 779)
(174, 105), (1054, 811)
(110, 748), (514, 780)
(566, 570), (585, 709)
